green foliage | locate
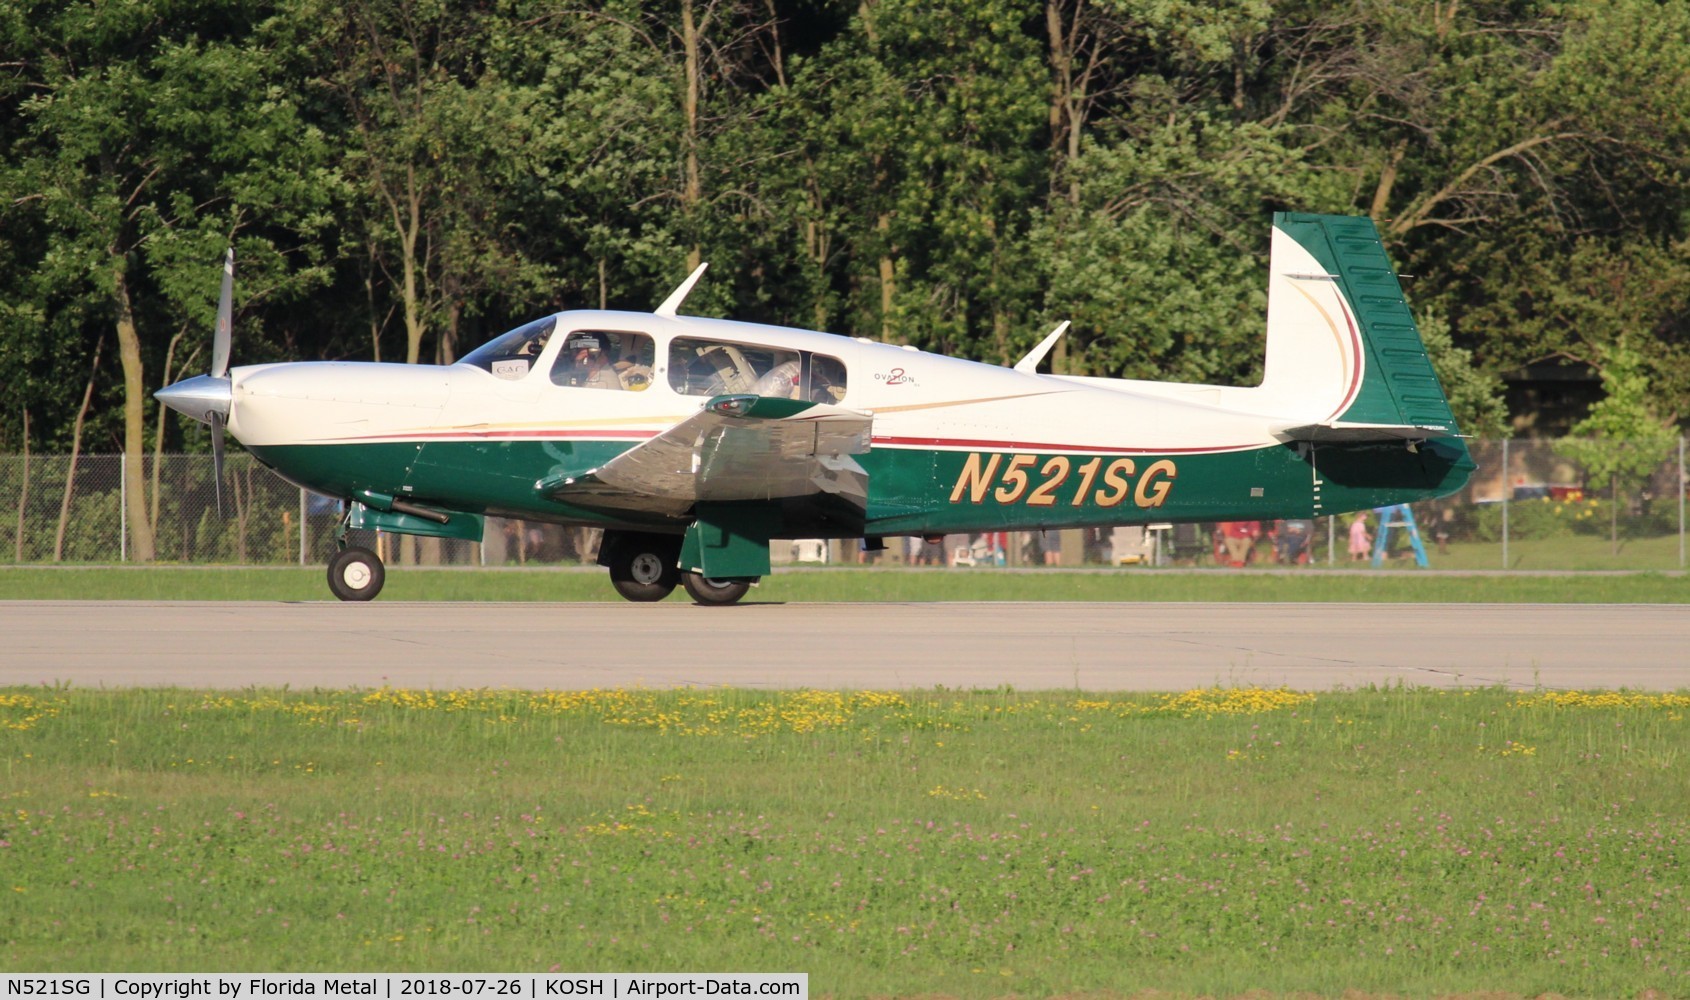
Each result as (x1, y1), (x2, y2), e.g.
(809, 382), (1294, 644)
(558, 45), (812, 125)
(1416, 307), (1508, 438)
(1561, 338), (1678, 490)
(18, 0), (1690, 449)
(1035, 116), (1325, 382)
(1469, 495), (1607, 542)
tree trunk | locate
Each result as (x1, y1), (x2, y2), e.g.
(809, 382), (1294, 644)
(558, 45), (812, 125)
(1370, 142), (1407, 222)
(681, 0), (704, 272)
(1611, 478), (1619, 557)
(992, 309), (1012, 367)
(14, 408), (28, 563)
(1045, 0), (1086, 206)
(439, 296), (462, 366)
(877, 212), (896, 342)
(401, 181), (425, 365)
(366, 239), (385, 362)
(1046, 0), (1074, 200)
(112, 266), (155, 561)
(55, 337), (103, 562)
(232, 462), (250, 564)
(151, 326), (189, 537)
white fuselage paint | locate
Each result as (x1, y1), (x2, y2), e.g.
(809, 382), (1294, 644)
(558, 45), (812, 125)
(227, 313), (1340, 462)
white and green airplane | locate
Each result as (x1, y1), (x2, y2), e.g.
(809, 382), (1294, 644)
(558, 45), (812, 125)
(156, 212), (1474, 604)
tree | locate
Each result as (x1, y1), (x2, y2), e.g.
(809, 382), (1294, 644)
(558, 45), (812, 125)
(785, 0), (1046, 355)
(1561, 336), (1678, 552)
(1415, 307), (1507, 438)
(6, 1), (334, 560)
(315, 0), (548, 365)
(1031, 0), (1328, 383)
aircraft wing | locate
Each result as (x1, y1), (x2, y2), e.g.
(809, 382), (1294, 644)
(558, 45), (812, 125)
(1276, 421), (1457, 443)
(540, 394), (872, 518)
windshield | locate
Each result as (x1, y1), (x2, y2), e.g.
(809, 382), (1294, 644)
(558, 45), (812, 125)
(459, 315), (557, 380)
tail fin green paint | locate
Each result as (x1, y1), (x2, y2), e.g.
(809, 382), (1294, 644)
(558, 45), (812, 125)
(1260, 212), (1460, 440)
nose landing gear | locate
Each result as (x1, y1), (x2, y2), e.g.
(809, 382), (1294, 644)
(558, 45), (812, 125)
(327, 504), (384, 601)
(327, 545), (385, 601)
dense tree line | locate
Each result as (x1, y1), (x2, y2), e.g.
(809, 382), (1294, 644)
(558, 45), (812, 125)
(4, 0), (1690, 556)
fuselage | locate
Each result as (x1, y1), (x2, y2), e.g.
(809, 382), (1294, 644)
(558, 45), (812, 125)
(225, 309), (1472, 539)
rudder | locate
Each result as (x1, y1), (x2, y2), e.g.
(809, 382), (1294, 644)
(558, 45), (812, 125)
(1259, 212), (1459, 439)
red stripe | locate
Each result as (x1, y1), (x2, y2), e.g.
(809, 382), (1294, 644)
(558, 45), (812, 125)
(328, 429), (659, 443)
(871, 435), (1262, 456)
(1326, 294), (1365, 423)
(322, 428), (1266, 456)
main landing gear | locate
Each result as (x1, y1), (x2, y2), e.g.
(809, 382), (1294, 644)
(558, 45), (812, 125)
(605, 535), (681, 602)
(600, 530), (754, 605)
(680, 573), (751, 605)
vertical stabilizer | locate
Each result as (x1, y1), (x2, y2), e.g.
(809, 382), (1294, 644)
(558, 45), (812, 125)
(1258, 213), (1459, 438)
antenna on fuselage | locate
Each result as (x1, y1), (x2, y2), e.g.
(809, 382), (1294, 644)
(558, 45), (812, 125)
(1013, 320), (1071, 374)
(655, 263), (709, 318)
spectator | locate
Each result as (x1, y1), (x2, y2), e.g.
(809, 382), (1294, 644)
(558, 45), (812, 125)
(1348, 513), (1373, 562)
(1218, 521), (1261, 567)
(916, 535), (944, 565)
(1274, 518), (1313, 565)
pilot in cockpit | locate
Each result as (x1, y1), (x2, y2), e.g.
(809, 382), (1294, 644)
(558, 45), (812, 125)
(565, 333), (623, 390)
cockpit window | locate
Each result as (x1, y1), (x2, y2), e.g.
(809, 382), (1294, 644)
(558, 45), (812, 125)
(460, 315), (557, 380)
(668, 337), (847, 403)
(548, 331), (656, 391)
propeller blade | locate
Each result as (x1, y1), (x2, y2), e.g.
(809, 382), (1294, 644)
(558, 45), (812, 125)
(210, 411), (227, 517)
(210, 248), (233, 379)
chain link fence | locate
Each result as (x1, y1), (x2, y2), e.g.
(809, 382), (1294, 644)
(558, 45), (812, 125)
(0, 442), (1685, 570)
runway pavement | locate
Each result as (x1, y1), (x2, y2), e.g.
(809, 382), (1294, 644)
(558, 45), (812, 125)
(2, 601), (1684, 691)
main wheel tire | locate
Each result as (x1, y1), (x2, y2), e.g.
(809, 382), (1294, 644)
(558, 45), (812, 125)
(609, 546), (679, 602)
(327, 546), (385, 602)
(680, 572), (753, 606)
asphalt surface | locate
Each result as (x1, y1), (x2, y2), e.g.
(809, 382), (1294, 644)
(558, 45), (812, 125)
(2, 601), (1684, 691)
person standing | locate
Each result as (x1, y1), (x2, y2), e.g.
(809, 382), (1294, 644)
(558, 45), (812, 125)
(1348, 513), (1374, 562)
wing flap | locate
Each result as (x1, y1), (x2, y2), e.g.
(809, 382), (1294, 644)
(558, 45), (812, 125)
(541, 394), (871, 518)
(1277, 421), (1456, 443)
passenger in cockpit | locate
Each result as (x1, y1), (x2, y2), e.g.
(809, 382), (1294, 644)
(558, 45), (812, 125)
(752, 359), (801, 399)
(809, 356), (846, 402)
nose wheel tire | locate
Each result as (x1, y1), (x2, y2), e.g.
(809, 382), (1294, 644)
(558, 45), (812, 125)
(680, 572), (753, 606)
(327, 546), (385, 601)
(608, 545), (680, 602)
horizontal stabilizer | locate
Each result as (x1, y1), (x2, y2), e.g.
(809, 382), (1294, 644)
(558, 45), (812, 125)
(541, 394), (872, 518)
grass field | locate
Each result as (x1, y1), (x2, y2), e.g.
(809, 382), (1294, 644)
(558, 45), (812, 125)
(0, 564), (1686, 603)
(2, 685), (1687, 998)
(1363, 533), (1689, 572)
